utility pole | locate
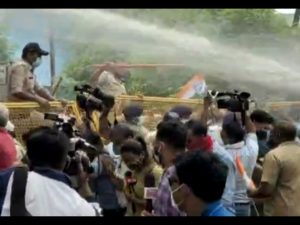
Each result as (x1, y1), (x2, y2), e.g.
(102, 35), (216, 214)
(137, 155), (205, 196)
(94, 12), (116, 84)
(49, 30), (56, 87)
(292, 9), (300, 28)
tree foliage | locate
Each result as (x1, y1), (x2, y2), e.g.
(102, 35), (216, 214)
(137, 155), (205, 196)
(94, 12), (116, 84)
(57, 9), (299, 100)
(0, 26), (14, 62)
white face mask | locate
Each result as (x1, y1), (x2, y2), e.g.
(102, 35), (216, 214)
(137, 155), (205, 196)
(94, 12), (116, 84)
(181, 119), (189, 124)
(171, 184), (185, 207)
(5, 121), (15, 132)
(32, 57), (42, 68)
(138, 116), (145, 125)
(130, 116), (145, 125)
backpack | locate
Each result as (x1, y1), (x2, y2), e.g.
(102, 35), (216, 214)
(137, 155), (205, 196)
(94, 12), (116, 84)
(10, 166), (32, 216)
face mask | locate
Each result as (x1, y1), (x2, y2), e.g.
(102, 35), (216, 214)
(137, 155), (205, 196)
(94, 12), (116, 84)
(5, 121), (15, 132)
(257, 129), (271, 142)
(181, 119), (189, 124)
(138, 116), (145, 125)
(32, 57), (42, 68)
(113, 144), (121, 155)
(267, 131), (280, 149)
(171, 184), (185, 208)
(266, 130), (271, 141)
(130, 116), (144, 126)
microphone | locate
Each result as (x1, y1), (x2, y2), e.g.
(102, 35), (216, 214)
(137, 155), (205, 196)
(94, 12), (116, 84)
(144, 173), (157, 213)
(124, 171), (137, 214)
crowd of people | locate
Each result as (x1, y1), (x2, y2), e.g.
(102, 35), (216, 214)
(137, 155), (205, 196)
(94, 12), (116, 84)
(1, 42), (300, 217)
(1, 93), (300, 217)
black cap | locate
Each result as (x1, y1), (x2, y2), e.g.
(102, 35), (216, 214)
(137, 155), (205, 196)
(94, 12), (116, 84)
(169, 105), (192, 119)
(22, 42), (49, 56)
(163, 111), (180, 122)
(122, 103), (143, 118)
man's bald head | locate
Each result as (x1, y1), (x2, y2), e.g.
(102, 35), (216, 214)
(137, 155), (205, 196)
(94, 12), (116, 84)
(272, 120), (296, 144)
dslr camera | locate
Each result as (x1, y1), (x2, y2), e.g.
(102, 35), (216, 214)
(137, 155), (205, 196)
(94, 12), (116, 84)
(74, 84), (115, 112)
(44, 112), (99, 176)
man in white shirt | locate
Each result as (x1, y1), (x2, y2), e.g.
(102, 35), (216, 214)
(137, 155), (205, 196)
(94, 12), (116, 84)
(200, 97), (258, 216)
(219, 113), (258, 216)
(0, 126), (101, 216)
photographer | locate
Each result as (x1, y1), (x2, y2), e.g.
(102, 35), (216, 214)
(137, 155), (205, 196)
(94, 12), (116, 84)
(0, 127), (101, 216)
(219, 113), (258, 216)
(74, 83), (115, 136)
(200, 93), (258, 216)
(82, 131), (127, 216)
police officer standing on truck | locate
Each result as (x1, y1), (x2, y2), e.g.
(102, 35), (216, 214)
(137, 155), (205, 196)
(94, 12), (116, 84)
(8, 42), (65, 108)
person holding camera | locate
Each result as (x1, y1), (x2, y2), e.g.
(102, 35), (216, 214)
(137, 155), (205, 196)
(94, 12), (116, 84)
(0, 127), (101, 216)
(211, 111), (258, 216)
(82, 131), (127, 217)
(200, 95), (259, 216)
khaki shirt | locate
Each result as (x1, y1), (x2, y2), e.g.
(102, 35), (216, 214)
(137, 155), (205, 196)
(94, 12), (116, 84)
(8, 59), (42, 101)
(262, 141), (300, 216)
(97, 70), (127, 98)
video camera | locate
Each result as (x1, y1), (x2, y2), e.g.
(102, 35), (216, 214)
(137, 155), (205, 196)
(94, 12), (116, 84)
(44, 112), (77, 138)
(74, 84), (115, 112)
(208, 90), (251, 112)
(208, 90), (251, 125)
(44, 112), (99, 176)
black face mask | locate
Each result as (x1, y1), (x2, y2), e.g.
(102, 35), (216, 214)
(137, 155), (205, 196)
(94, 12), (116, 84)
(256, 130), (268, 140)
(267, 138), (279, 150)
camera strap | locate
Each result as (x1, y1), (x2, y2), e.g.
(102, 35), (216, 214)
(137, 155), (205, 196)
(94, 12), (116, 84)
(10, 166), (32, 216)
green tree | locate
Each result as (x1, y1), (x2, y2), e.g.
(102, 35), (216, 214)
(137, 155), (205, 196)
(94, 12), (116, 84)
(0, 26), (14, 62)
(59, 9), (297, 100)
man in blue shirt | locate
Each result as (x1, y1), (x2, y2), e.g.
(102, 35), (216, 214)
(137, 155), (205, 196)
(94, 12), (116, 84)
(170, 151), (234, 216)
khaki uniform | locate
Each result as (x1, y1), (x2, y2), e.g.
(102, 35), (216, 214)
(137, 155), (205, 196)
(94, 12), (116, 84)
(97, 70), (127, 98)
(8, 59), (42, 101)
(262, 141), (300, 216)
(97, 70), (128, 116)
